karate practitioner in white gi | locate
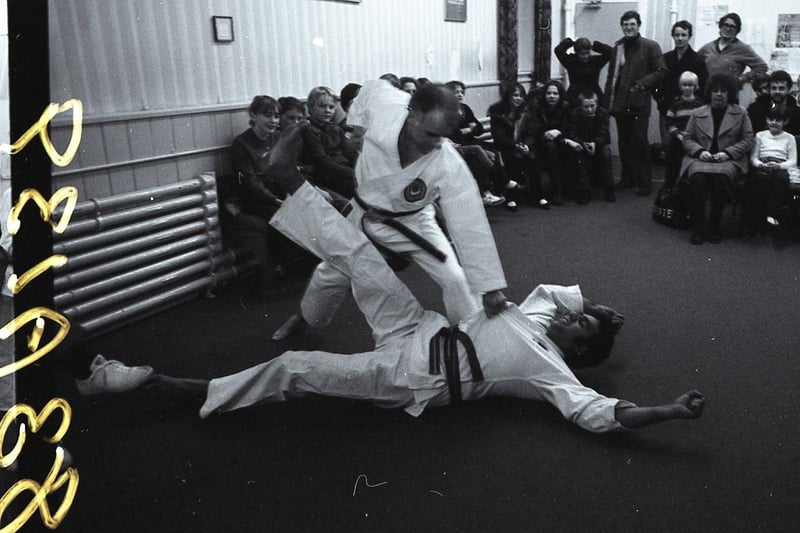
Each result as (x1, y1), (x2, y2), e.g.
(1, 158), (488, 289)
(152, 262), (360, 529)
(78, 128), (706, 432)
(272, 80), (508, 342)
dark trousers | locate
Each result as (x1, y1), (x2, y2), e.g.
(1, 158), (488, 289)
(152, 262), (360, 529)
(571, 144), (613, 194)
(689, 172), (730, 234)
(537, 140), (565, 198)
(746, 168), (790, 228)
(663, 136), (684, 189)
(615, 112), (652, 192)
(501, 150), (541, 200)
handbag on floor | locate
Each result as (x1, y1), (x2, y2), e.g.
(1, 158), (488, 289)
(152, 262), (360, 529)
(652, 183), (690, 228)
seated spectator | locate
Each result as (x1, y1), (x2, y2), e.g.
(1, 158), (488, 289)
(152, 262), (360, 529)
(746, 105), (800, 233)
(520, 80), (570, 207)
(562, 90), (616, 204)
(680, 73), (754, 245)
(488, 82), (538, 211)
(663, 71), (705, 189)
(399, 76), (418, 96)
(278, 96), (306, 130)
(227, 95), (290, 296)
(446, 79), (506, 206)
(338, 82), (364, 153)
(299, 86), (358, 198)
(747, 70), (800, 135)
(554, 37), (613, 105)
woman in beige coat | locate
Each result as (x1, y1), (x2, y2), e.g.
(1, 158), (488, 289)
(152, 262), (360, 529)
(681, 73), (754, 244)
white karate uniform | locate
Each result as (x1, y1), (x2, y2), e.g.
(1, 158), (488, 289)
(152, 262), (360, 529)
(299, 80), (506, 327)
(201, 183), (625, 433)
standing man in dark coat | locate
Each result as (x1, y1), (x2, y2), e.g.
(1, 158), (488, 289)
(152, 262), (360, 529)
(655, 20), (709, 148)
(603, 10), (667, 197)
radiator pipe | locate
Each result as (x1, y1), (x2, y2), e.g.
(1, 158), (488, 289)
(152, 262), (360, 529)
(79, 266), (238, 334)
(53, 235), (223, 290)
(53, 248), (237, 308)
(59, 219), (220, 272)
(58, 194), (217, 239)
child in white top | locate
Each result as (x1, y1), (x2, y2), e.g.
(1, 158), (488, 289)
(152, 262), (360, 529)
(748, 105), (799, 228)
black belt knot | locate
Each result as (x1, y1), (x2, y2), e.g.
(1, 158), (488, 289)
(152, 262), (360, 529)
(353, 192), (447, 271)
(428, 326), (483, 404)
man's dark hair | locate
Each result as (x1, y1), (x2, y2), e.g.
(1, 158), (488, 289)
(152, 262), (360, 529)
(672, 20), (693, 37)
(409, 83), (460, 116)
(577, 89), (598, 103)
(339, 83), (361, 112)
(704, 73), (738, 102)
(769, 70), (793, 88)
(620, 10), (641, 26)
(565, 311), (618, 369)
(573, 37), (592, 52)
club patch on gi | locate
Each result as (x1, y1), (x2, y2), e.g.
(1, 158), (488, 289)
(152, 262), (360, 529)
(403, 178), (427, 202)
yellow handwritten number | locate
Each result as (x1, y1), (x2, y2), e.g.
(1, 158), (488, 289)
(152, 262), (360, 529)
(0, 99), (83, 167)
(0, 400), (78, 532)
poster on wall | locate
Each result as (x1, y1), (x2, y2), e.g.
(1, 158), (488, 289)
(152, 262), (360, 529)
(771, 14), (800, 81)
(445, 0), (466, 22)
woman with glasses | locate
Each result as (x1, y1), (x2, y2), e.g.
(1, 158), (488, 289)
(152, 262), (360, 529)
(697, 13), (767, 93)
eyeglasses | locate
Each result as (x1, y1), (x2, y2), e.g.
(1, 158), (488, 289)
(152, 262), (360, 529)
(720, 23), (738, 30)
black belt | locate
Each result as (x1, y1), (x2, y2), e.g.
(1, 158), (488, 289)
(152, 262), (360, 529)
(353, 193), (447, 270)
(428, 326), (484, 404)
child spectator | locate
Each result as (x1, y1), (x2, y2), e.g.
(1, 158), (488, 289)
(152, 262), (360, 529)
(278, 96), (306, 130)
(300, 86), (358, 198)
(746, 105), (800, 231)
(227, 95), (289, 296)
(663, 71), (705, 188)
(520, 80), (570, 207)
(554, 37), (613, 105)
(562, 90), (615, 204)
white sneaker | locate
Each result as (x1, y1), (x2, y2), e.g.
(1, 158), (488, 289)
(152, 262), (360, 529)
(75, 354), (154, 396)
(482, 191), (506, 206)
(505, 180), (519, 190)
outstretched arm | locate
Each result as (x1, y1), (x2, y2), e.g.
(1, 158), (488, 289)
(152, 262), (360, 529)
(615, 391), (705, 429)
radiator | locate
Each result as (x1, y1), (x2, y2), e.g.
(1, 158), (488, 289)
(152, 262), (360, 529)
(52, 173), (253, 336)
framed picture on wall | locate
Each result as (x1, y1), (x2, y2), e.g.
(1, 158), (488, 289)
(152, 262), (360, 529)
(445, 0), (466, 22)
(212, 16), (234, 42)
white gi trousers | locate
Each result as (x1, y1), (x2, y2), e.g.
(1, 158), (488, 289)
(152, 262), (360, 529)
(300, 200), (479, 342)
(200, 183), (446, 418)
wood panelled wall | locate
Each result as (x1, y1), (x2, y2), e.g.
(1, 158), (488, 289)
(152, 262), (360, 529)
(49, 0), (501, 198)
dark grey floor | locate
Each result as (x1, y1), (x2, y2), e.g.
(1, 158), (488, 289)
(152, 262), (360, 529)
(20, 186), (800, 532)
